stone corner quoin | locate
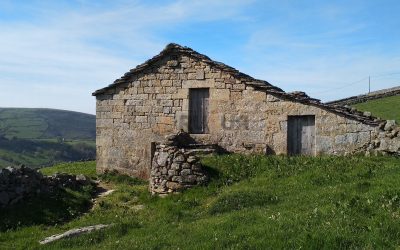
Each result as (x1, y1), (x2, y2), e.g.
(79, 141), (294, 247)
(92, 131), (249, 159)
(92, 43), (400, 179)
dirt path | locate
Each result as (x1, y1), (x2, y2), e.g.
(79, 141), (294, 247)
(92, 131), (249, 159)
(90, 181), (115, 210)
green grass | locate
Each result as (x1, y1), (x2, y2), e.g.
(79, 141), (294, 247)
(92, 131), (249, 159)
(1, 155), (400, 249)
(0, 108), (96, 168)
(0, 108), (95, 140)
(353, 95), (400, 122)
(0, 187), (94, 232)
(40, 161), (97, 178)
(0, 137), (95, 168)
(0, 162), (96, 232)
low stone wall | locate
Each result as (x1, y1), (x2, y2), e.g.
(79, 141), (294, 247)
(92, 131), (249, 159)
(368, 121), (400, 156)
(0, 165), (91, 207)
(326, 86), (400, 106)
(150, 144), (209, 194)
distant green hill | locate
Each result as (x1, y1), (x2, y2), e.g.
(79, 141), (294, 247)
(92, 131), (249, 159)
(0, 108), (95, 140)
(352, 95), (400, 123)
(0, 108), (96, 168)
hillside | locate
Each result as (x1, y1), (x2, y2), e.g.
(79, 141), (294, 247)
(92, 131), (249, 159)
(0, 108), (96, 168)
(326, 86), (400, 107)
(2, 155), (400, 249)
(0, 108), (95, 140)
(352, 95), (400, 123)
(0, 137), (95, 168)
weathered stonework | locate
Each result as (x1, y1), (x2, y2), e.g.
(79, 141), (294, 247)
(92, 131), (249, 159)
(0, 165), (91, 207)
(93, 43), (400, 178)
(150, 143), (208, 194)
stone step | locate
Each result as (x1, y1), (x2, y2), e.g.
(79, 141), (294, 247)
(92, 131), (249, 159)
(185, 143), (218, 150)
(184, 148), (217, 155)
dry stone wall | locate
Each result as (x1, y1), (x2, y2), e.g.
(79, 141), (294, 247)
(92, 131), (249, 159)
(326, 86), (400, 106)
(150, 144), (208, 194)
(0, 165), (91, 207)
(95, 50), (400, 178)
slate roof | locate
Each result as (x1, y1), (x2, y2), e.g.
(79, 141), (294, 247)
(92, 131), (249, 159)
(254, 87), (383, 126)
(92, 43), (283, 96)
(93, 43), (386, 127)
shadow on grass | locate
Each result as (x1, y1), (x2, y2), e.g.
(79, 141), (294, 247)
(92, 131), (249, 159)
(0, 186), (94, 231)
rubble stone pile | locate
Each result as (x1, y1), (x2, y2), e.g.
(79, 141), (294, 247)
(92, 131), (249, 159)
(150, 132), (210, 194)
(0, 165), (91, 207)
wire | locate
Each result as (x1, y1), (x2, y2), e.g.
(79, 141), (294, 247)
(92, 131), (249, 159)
(371, 72), (400, 78)
(308, 72), (400, 95)
(309, 76), (369, 94)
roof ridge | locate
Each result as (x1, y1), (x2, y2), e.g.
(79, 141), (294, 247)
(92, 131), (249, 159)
(92, 43), (283, 96)
(91, 43), (395, 129)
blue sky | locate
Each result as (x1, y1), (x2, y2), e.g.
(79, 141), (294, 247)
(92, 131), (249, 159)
(0, 0), (399, 114)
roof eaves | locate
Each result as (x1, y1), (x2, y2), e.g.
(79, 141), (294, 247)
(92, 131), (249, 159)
(92, 43), (284, 96)
(261, 88), (383, 126)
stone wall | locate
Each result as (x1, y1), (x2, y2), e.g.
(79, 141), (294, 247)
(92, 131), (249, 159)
(150, 143), (208, 194)
(0, 166), (91, 207)
(95, 46), (400, 178)
(326, 86), (400, 106)
(95, 52), (239, 177)
(209, 91), (400, 156)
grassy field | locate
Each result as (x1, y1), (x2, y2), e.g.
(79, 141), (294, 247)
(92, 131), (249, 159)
(0, 137), (95, 168)
(0, 108), (96, 168)
(1, 155), (400, 249)
(353, 95), (400, 123)
(40, 161), (97, 177)
(0, 108), (95, 140)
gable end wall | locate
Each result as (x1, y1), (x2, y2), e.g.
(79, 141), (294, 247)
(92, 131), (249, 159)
(95, 54), (399, 178)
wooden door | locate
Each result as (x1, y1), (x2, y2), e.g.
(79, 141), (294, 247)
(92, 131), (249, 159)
(287, 115), (315, 155)
(189, 88), (209, 134)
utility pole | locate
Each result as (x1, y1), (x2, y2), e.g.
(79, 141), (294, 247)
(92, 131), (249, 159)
(368, 76), (371, 94)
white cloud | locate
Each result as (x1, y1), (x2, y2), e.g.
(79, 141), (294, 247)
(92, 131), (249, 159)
(239, 5), (400, 103)
(250, 54), (400, 102)
(0, 0), (252, 114)
(0, 0), (398, 114)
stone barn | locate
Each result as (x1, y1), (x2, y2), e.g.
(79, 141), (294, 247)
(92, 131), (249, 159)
(93, 43), (400, 178)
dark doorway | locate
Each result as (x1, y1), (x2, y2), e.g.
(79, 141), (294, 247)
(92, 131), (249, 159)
(189, 88), (209, 134)
(287, 115), (315, 155)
